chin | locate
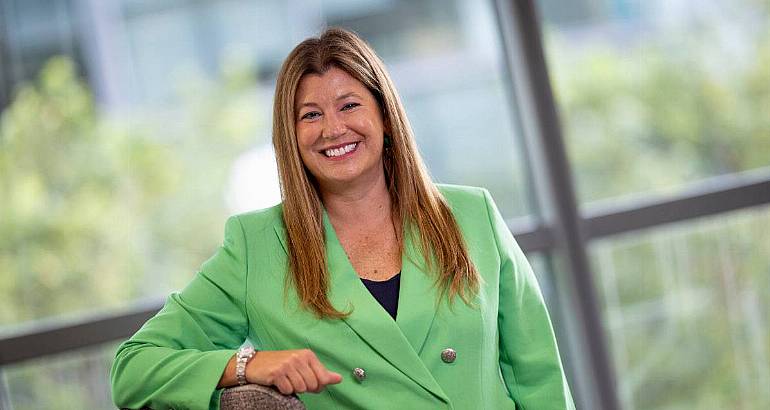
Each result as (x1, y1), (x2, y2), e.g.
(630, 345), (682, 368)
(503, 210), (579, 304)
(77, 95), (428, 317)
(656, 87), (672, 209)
(320, 168), (382, 188)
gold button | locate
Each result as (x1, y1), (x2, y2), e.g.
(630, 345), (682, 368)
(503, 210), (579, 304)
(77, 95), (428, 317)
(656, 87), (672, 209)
(441, 348), (457, 363)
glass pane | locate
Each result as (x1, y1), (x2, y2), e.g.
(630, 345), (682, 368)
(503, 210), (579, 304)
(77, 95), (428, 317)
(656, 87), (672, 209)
(0, 0), (530, 329)
(536, 0), (770, 204)
(526, 252), (556, 306)
(1, 343), (117, 410)
(320, 0), (531, 218)
(0, 0), (85, 100)
(591, 206), (770, 409)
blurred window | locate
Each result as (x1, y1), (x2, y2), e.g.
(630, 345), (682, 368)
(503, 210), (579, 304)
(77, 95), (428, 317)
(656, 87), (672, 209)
(535, 0), (770, 407)
(0, 0), (531, 332)
(590, 205), (770, 409)
(1, 2), (539, 405)
(2, 343), (117, 409)
(537, 0), (770, 205)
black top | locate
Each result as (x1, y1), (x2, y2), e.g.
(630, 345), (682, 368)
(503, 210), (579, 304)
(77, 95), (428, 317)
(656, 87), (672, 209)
(360, 273), (401, 320)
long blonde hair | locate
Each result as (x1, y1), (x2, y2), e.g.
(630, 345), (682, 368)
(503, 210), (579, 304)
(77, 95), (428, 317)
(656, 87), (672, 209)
(272, 27), (479, 318)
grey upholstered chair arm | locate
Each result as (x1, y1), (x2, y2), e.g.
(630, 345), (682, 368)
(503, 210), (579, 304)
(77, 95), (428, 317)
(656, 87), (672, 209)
(127, 384), (306, 410)
(219, 384), (306, 410)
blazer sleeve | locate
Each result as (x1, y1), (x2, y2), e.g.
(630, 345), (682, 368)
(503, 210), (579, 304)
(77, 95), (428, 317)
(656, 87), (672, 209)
(110, 216), (249, 410)
(482, 189), (575, 410)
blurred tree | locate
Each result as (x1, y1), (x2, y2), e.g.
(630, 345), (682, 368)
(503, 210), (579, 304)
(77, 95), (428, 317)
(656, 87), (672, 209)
(0, 55), (259, 326)
(547, 20), (770, 203)
(0, 57), (160, 324)
(542, 1), (770, 408)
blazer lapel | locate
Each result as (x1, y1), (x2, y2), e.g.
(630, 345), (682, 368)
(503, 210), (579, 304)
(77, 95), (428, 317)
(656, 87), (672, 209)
(395, 225), (439, 355)
(273, 212), (448, 403)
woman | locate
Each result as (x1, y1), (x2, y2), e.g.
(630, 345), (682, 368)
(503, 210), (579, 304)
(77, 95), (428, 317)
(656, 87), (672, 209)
(111, 28), (575, 410)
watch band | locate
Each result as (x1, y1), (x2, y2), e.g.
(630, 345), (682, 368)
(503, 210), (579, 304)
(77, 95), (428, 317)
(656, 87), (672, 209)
(236, 346), (256, 385)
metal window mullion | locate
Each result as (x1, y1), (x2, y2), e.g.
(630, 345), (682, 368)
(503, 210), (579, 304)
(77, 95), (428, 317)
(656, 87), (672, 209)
(0, 297), (164, 366)
(492, 1), (620, 409)
(584, 171), (770, 238)
(0, 1), (8, 108)
(0, 0), (17, 109)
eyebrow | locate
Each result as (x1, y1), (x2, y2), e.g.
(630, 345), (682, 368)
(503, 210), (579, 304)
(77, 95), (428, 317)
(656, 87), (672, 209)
(336, 91), (362, 101)
(297, 92), (363, 110)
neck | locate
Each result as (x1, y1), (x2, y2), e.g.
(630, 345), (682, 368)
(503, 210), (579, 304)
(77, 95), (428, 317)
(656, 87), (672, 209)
(319, 168), (392, 227)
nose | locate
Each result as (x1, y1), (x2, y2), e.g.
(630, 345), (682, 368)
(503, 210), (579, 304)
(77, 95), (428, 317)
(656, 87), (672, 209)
(322, 112), (346, 139)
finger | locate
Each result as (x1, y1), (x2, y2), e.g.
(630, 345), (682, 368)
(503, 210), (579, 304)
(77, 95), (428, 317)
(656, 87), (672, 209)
(286, 368), (307, 393)
(275, 375), (294, 395)
(325, 371), (343, 384)
(296, 360), (320, 393)
(307, 353), (330, 387)
(307, 354), (342, 387)
(306, 354), (328, 392)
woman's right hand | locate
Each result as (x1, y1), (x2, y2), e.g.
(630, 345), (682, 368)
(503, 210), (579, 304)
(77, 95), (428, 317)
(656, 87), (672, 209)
(246, 349), (343, 395)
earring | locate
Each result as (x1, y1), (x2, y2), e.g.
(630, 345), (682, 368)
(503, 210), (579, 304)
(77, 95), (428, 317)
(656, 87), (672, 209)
(383, 134), (392, 147)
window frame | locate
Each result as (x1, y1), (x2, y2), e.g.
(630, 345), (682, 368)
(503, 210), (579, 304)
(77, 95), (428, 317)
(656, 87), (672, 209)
(2, 2), (770, 410)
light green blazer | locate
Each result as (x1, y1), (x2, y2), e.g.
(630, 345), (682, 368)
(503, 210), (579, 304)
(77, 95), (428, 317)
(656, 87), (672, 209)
(111, 185), (574, 409)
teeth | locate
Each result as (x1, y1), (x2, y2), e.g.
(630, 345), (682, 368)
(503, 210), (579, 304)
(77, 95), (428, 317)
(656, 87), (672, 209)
(325, 143), (357, 157)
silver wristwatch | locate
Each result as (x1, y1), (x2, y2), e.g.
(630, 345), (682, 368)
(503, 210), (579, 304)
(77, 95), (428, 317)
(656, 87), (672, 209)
(235, 346), (256, 385)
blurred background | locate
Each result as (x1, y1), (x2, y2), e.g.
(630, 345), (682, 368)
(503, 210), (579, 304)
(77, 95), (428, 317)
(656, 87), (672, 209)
(0, 0), (768, 409)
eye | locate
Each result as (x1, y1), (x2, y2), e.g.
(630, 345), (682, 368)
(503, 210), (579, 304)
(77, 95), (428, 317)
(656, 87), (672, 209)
(342, 102), (360, 111)
(300, 111), (321, 120)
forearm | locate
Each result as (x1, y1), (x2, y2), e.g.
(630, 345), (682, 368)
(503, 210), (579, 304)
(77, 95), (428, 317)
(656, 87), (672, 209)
(111, 342), (235, 410)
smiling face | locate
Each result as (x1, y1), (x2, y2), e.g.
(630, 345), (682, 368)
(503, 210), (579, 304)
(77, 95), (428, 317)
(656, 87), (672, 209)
(294, 66), (388, 194)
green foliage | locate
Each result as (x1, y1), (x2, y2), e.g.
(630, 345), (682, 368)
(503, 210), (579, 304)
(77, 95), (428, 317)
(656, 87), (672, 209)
(544, 2), (770, 408)
(0, 56), (258, 326)
(547, 17), (770, 203)
(1, 58), (155, 323)
(594, 210), (770, 409)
